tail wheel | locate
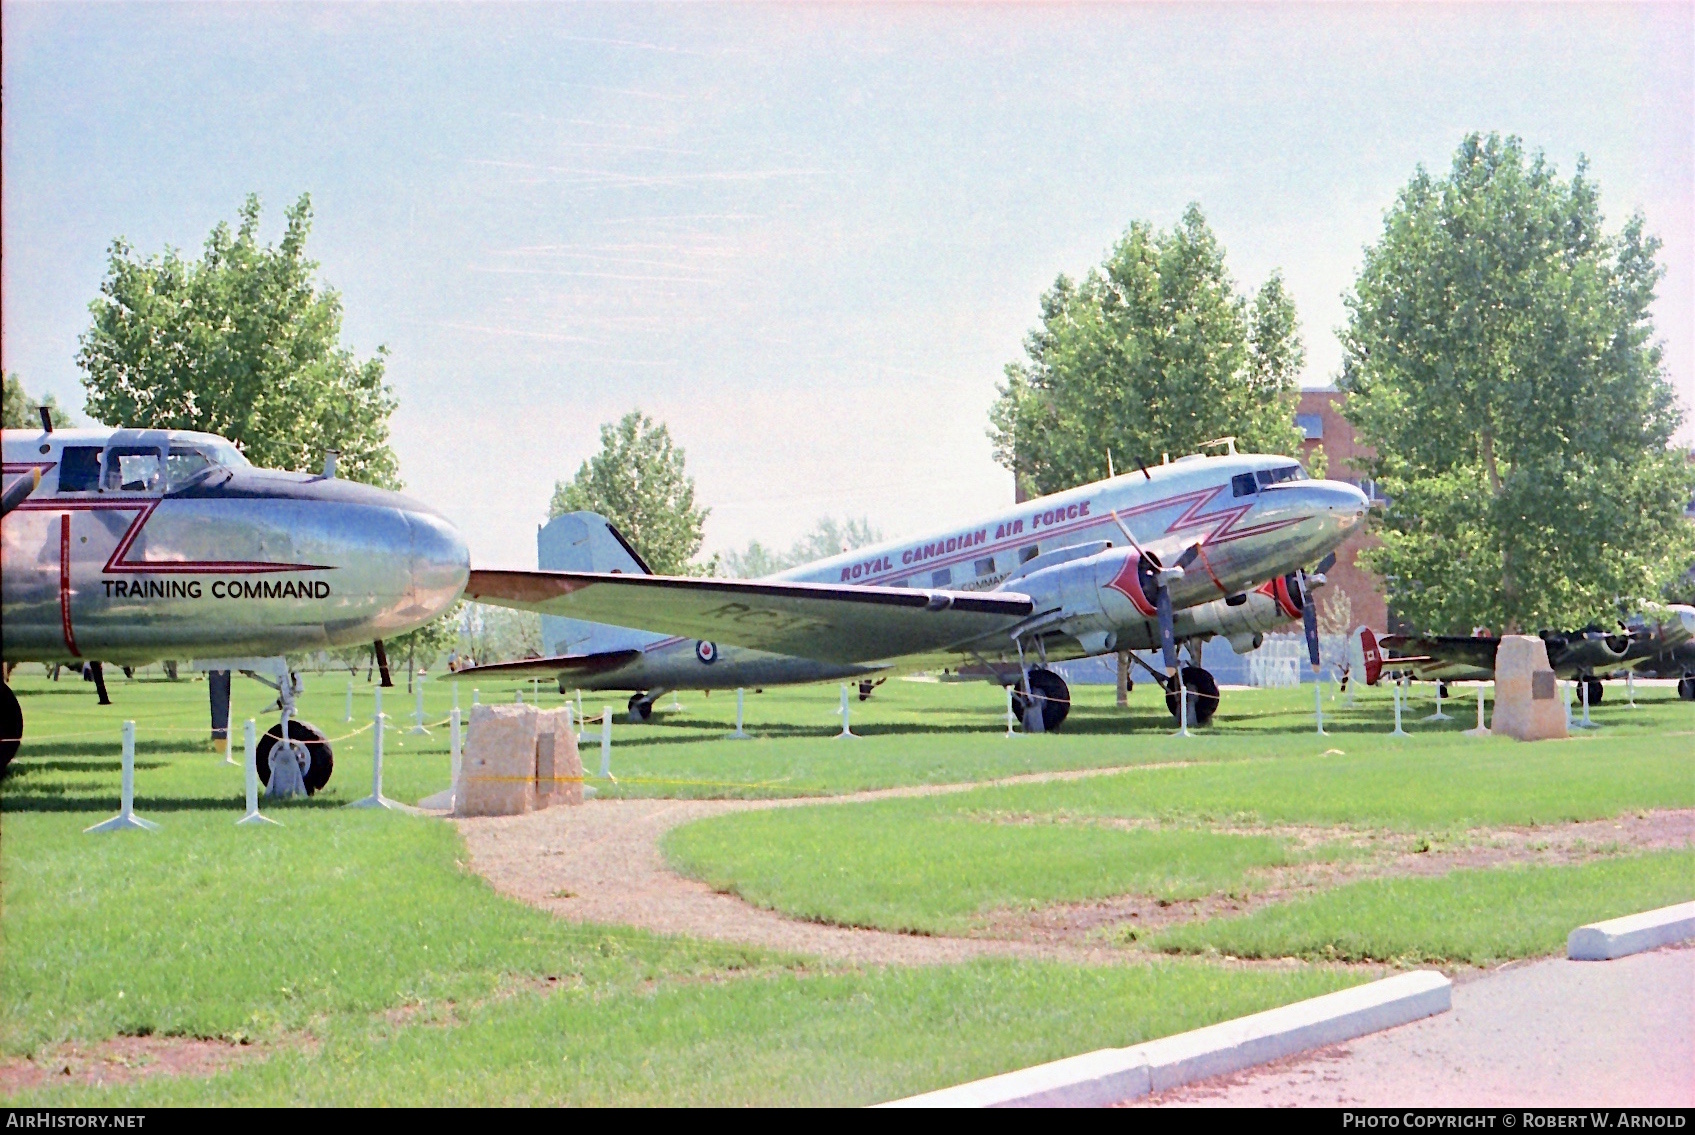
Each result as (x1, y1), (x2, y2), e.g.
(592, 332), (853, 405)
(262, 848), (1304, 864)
(1581, 677), (1604, 707)
(1165, 666), (1221, 726)
(1012, 669), (1071, 731)
(627, 693), (654, 722)
(0, 682), (21, 777)
(257, 720), (334, 795)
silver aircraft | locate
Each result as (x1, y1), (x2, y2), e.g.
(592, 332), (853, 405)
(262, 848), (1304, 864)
(1, 421), (470, 782)
(461, 444), (1369, 730)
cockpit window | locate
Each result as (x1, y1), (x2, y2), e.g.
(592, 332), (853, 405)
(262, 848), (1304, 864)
(1255, 464), (1308, 488)
(167, 447), (214, 488)
(200, 439), (250, 468)
(1231, 472), (1258, 498)
(58, 447), (102, 492)
(102, 447), (164, 493)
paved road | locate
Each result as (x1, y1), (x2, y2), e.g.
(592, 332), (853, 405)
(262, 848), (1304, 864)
(1141, 946), (1693, 1107)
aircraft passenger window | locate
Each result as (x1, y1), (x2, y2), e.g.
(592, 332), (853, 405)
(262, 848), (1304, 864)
(1255, 465), (1307, 488)
(887, 579), (908, 588)
(167, 448), (214, 488)
(974, 556), (997, 577)
(102, 447), (164, 493)
(1231, 473), (1258, 497)
(931, 568), (952, 587)
(1225, 593), (1248, 607)
(1018, 545), (1040, 564)
(57, 447), (103, 492)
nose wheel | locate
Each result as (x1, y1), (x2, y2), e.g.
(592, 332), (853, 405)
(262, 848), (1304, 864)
(0, 682), (21, 777)
(256, 720), (334, 795)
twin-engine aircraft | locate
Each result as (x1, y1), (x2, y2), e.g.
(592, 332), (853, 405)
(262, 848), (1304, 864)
(461, 446), (1370, 730)
(1, 422), (470, 780)
(1351, 607), (1695, 704)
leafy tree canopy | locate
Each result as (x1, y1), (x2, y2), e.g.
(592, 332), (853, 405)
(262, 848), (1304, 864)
(989, 204), (1305, 498)
(548, 410), (710, 576)
(77, 194), (400, 488)
(722, 516), (882, 578)
(1342, 133), (1695, 633)
(3, 373), (73, 429)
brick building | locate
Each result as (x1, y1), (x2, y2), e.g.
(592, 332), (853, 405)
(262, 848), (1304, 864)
(1295, 387), (1389, 632)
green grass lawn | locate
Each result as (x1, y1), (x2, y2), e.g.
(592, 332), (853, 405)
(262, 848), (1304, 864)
(1150, 850), (1695, 965)
(1, 668), (1383, 1105)
(3, 669), (1689, 1104)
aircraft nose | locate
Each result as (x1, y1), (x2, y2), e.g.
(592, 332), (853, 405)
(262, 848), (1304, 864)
(405, 508), (471, 617)
(1320, 480), (1370, 534)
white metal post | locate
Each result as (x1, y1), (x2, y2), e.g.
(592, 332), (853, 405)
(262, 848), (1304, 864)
(411, 673), (431, 735)
(727, 688), (751, 740)
(1171, 672), (1191, 738)
(836, 684), (859, 739)
(575, 690), (584, 737)
(85, 720), (161, 832)
(345, 680), (354, 723)
(1005, 685), (1018, 738)
(599, 709), (613, 779)
(1314, 678), (1327, 736)
(1626, 671), (1637, 708)
(516, 688), (523, 703)
(417, 706), (463, 812)
(1425, 680), (1452, 722)
(237, 718), (279, 826)
(1576, 678), (1599, 729)
(453, 682), (460, 713)
(1464, 683), (1490, 737)
(473, 688), (480, 707)
(1390, 677), (1409, 736)
(347, 688), (397, 809)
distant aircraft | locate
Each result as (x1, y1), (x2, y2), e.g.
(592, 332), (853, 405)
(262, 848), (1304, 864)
(460, 444), (1369, 730)
(1352, 606), (1695, 704)
(1, 420), (470, 781)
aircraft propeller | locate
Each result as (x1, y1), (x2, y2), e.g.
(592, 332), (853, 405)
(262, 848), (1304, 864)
(1297, 552), (1338, 672)
(1108, 509), (1198, 687)
(0, 468), (41, 519)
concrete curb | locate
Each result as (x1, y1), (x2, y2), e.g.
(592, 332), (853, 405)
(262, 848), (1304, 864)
(1568, 902), (1695, 961)
(878, 969), (1451, 1108)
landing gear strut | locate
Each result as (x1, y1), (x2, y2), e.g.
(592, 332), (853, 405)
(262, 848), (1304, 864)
(628, 692), (658, 723)
(1010, 668), (1071, 732)
(230, 662), (334, 796)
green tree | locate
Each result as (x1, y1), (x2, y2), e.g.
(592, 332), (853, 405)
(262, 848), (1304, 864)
(989, 205), (1305, 498)
(721, 516), (883, 578)
(3, 373), (73, 429)
(548, 411), (710, 576)
(77, 194), (400, 488)
(1341, 133), (1695, 633)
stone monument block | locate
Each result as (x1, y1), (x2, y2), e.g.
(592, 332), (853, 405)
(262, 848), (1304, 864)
(534, 707), (584, 808)
(1490, 635), (1567, 742)
(456, 704), (538, 816)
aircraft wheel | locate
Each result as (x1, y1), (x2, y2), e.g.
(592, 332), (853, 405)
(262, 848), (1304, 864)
(1023, 669), (1071, 731)
(858, 680), (875, 702)
(1678, 677), (1694, 701)
(0, 682), (21, 777)
(257, 720), (334, 795)
(1581, 677), (1604, 707)
(1437, 682), (1451, 700)
(627, 693), (653, 723)
(1165, 666), (1221, 726)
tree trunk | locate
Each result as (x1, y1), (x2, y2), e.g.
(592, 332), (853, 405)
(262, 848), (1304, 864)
(1116, 650), (1130, 707)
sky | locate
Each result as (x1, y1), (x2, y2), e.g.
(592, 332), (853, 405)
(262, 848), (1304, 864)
(4, 2), (1691, 569)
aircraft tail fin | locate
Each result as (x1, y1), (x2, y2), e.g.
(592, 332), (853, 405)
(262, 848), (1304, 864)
(535, 512), (664, 656)
(1348, 625), (1384, 686)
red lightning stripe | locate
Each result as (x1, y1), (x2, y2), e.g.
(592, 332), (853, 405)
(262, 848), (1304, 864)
(59, 514), (81, 657)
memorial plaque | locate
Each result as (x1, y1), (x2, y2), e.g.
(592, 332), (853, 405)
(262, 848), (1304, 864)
(1532, 670), (1556, 700)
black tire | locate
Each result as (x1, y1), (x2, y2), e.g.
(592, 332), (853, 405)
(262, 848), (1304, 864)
(257, 720), (334, 795)
(858, 680), (875, 702)
(1437, 682), (1451, 700)
(0, 682), (21, 778)
(627, 693), (653, 722)
(1679, 677), (1694, 701)
(1011, 669), (1071, 731)
(1581, 677), (1604, 707)
(1165, 666), (1221, 726)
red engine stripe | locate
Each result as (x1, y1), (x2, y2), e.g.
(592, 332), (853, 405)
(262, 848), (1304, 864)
(59, 514), (82, 657)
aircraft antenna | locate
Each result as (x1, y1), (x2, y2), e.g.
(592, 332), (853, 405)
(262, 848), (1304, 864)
(1107, 450), (1115, 479)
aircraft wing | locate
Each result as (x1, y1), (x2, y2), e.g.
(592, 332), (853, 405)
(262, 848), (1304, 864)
(1378, 634), (1499, 679)
(464, 569), (1034, 665)
(452, 649), (641, 679)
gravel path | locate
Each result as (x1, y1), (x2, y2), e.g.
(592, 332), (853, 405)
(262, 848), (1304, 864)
(456, 764), (1164, 966)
